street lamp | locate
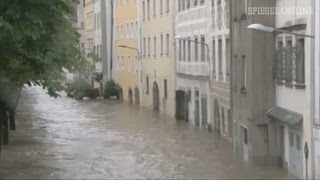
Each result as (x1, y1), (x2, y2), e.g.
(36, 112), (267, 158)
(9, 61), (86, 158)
(117, 45), (141, 58)
(247, 23), (315, 38)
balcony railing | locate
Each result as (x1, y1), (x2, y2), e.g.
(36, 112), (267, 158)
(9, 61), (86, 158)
(273, 46), (305, 87)
(177, 61), (210, 77)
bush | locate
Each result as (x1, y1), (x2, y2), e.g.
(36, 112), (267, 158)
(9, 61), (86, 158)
(103, 80), (119, 99)
(65, 78), (94, 100)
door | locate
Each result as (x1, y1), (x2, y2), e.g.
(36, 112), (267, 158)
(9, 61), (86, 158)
(134, 88), (140, 105)
(214, 99), (220, 133)
(194, 90), (200, 127)
(241, 126), (249, 162)
(279, 126), (285, 167)
(128, 89), (133, 105)
(175, 90), (187, 120)
(288, 130), (303, 179)
(153, 82), (160, 111)
(201, 96), (208, 129)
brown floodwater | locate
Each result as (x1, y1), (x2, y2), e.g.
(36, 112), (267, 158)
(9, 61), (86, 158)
(0, 87), (293, 179)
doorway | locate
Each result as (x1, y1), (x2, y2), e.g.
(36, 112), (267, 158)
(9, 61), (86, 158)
(214, 99), (220, 134)
(153, 81), (160, 111)
(128, 89), (133, 105)
(194, 90), (200, 127)
(175, 90), (188, 120)
(134, 87), (140, 105)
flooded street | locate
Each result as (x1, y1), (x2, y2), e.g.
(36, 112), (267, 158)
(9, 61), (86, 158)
(0, 87), (292, 179)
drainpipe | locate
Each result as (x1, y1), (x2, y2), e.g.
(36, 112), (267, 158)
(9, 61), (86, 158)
(138, 0), (142, 105)
(229, 0), (234, 150)
(110, 0), (114, 80)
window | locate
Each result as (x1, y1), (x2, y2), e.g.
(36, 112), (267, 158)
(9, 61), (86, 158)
(153, 0), (156, 17)
(296, 134), (301, 151)
(166, 33), (170, 55)
(179, 40), (182, 61)
(154, 37), (157, 57)
(131, 22), (134, 38)
(218, 39), (222, 74)
(188, 39), (191, 61)
(226, 39), (230, 77)
(183, 40), (186, 61)
(122, 56), (125, 71)
(147, 0), (150, 20)
(200, 36), (205, 61)
(126, 23), (129, 38)
(225, 0), (230, 29)
(182, 0), (185, 10)
(178, 0), (181, 11)
(241, 55), (247, 90)
(148, 37), (151, 57)
(243, 127), (248, 145)
(160, 0), (163, 14)
(296, 38), (305, 84)
(160, 34), (164, 55)
(143, 38), (146, 57)
(289, 132), (294, 147)
(166, 0), (170, 13)
(187, 89), (192, 102)
(212, 39), (216, 74)
(194, 0), (198, 6)
(274, 36), (305, 86)
(285, 37), (293, 83)
(164, 79), (168, 98)
(146, 76), (149, 94)
(135, 56), (138, 73)
(200, 0), (204, 5)
(142, 1), (146, 20)
(187, 0), (190, 8)
(194, 36), (198, 61)
(128, 56), (131, 73)
(217, 0), (222, 30)
(135, 21), (138, 38)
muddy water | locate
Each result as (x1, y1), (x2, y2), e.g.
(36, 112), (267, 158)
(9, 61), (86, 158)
(0, 87), (292, 179)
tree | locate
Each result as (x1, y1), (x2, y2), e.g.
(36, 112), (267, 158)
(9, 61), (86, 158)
(0, 0), (82, 148)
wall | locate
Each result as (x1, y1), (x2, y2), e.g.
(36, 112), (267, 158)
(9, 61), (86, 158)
(114, 0), (139, 104)
(140, 0), (176, 117)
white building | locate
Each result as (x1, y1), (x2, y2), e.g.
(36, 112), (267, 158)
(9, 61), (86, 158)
(314, 0), (320, 179)
(269, 0), (314, 178)
(210, 0), (231, 140)
(175, 0), (211, 129)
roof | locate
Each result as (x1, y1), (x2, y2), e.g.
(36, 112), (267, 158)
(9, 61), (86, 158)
(266, 106), (303, 126)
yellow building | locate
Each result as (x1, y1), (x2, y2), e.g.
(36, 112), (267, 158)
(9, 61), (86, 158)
(139, 0), (175, 117)
(114, 0), (140, 105)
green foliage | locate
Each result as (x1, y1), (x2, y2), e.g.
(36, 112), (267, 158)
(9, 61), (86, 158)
(65, 77), (100, 100)
(0, 0), (82, 105)
(103, 80), (119, 99)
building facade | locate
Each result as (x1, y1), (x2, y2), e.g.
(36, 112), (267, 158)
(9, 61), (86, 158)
(92, 0), (114, 91)
(210, 0), (231, 140)
(175, 0), (210, 129)
(271, 0), (314, 178)
(231, 0), (277, 167)
(139, 0), (176, 117)
(114, 0), (140, 104)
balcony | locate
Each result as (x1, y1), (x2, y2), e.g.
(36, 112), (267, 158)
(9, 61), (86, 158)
(177, 61), (210, 77)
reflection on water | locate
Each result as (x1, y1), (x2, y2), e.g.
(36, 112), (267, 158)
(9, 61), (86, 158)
(0, 87), (292, 179)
